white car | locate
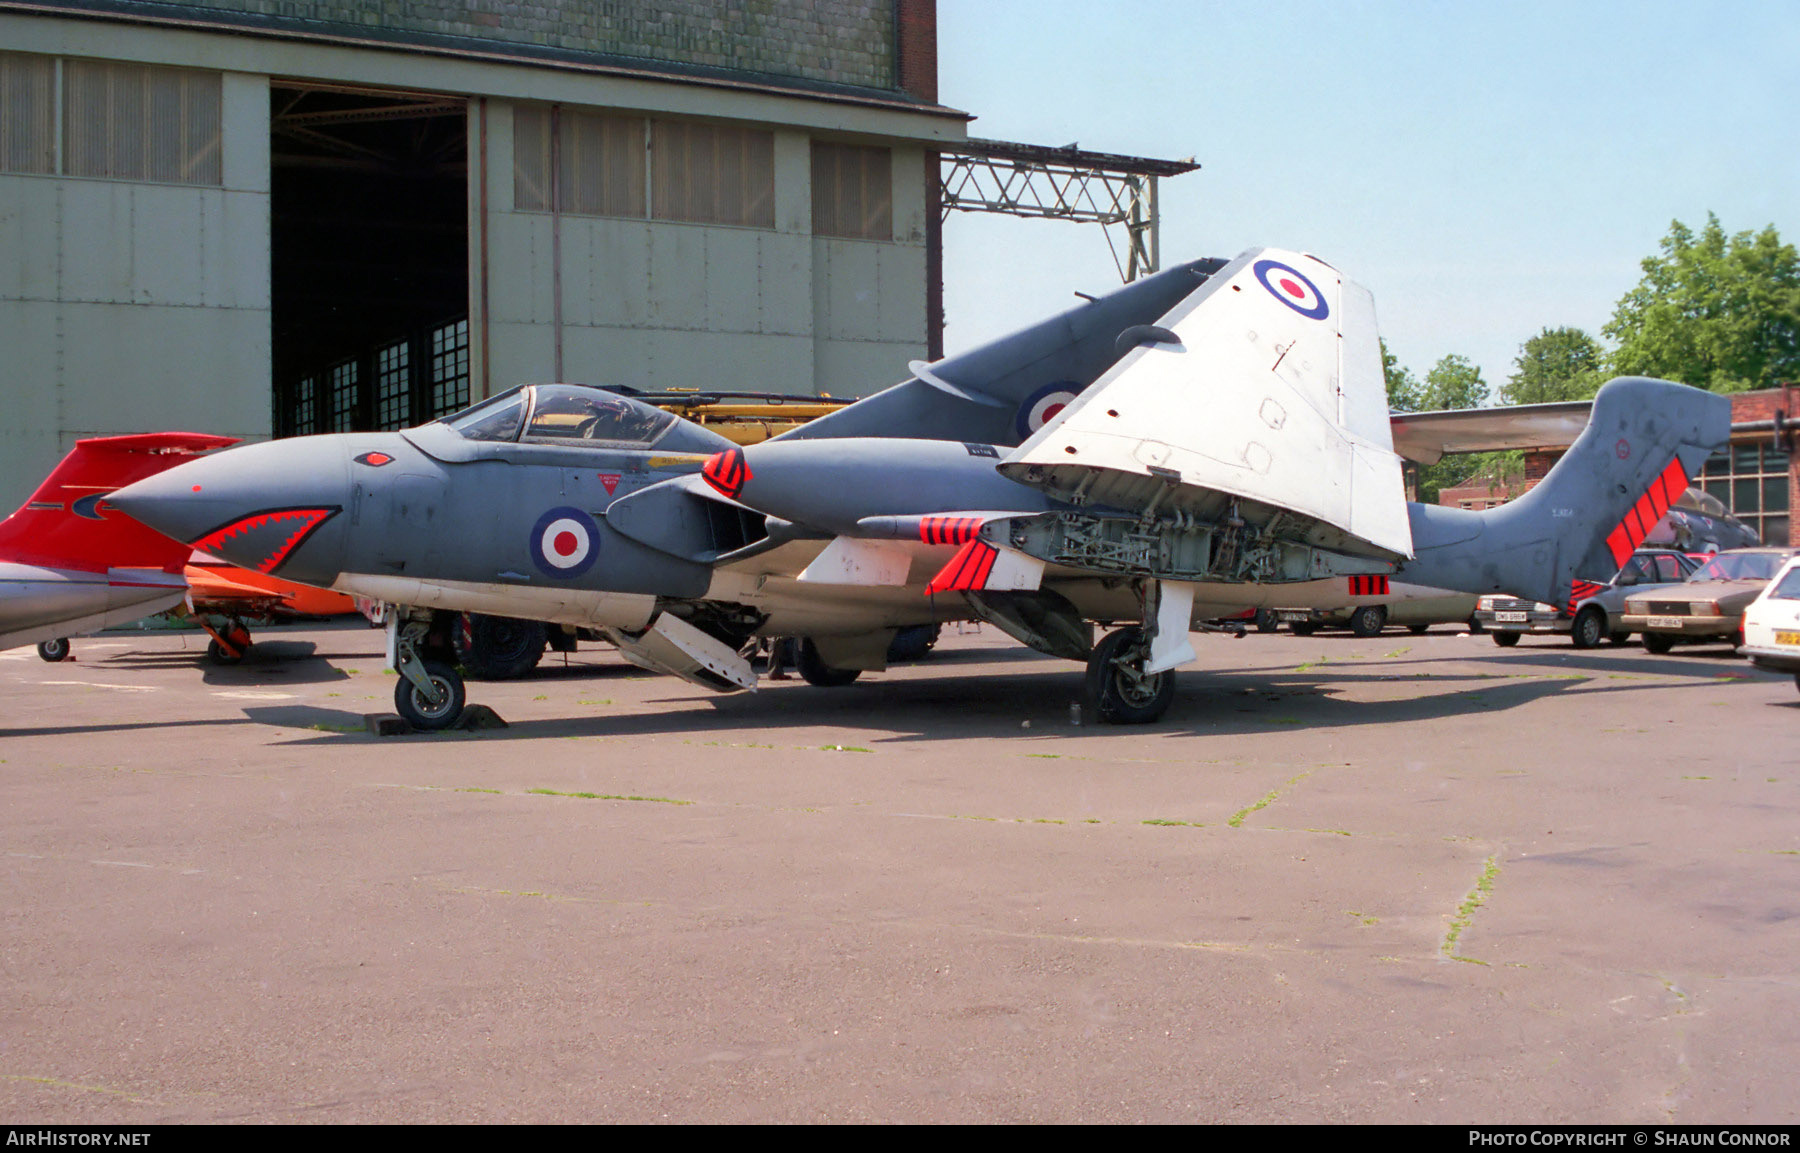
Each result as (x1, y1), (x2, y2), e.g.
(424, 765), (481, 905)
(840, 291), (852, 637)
(1739, 554), (1800, 694)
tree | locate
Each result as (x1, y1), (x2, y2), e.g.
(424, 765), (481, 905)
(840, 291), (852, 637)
(1605, 214), (1800, 392)
(1381, 338), (1424, 413)
(1501, 327), (1606, 405)
(1419, 353), (1488, 411)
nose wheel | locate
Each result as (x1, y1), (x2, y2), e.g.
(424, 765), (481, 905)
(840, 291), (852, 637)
(394, 659), (466, 730)
(391, 614), (467, 731)
(36, 637), (71, 662)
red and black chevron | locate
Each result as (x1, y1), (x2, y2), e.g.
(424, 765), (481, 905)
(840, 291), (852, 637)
(1604, 456), (1689, 567)
(1566, 579), (1606, 614)
(1347, 574), (1390, 597)
(924, 539), (999, 596)
(700, 448), (751, 499)
(918, 515), (985, 545)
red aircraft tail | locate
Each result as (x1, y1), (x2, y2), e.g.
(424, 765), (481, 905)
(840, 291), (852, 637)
(0, 433), (240, 572)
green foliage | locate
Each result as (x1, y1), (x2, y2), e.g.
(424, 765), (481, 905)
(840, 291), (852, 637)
(1501, 327), (1607, 405)
(1381, 338), (1424, 413)
(1605, 214), (1800, 392)
(1420, 354), (1489, 411)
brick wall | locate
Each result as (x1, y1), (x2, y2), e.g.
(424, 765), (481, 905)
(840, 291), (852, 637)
(34, 0), (904, 89)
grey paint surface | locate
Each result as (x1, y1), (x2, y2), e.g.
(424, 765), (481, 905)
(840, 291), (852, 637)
(2, 623), (1797, 1123)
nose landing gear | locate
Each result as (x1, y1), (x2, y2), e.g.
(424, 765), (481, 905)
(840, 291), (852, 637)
(390, 612), (468, 731)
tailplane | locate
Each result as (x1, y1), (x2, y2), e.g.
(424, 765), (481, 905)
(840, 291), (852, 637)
(1404, 377), (1731, 606)
(0, 433), (240, 571)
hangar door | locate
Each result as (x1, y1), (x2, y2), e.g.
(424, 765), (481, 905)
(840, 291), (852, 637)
(269, 83), (471, 437)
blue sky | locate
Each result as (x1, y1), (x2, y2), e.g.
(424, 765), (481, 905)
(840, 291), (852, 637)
(937, 0), (1800, 396)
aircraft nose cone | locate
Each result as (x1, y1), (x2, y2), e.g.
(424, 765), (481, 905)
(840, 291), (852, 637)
(109, 437), (354, 586)
(699, 448), (752, 499)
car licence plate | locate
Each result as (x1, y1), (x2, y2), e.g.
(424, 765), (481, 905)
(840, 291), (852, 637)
(1777, 630), (1800, 646)
(1494, 611), (1529, 623)
(1647, 617), (1684, 629)
(1276, 611), (1311, 622)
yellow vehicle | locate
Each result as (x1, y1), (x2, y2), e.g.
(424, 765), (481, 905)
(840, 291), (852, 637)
(639, 390), (851, 445)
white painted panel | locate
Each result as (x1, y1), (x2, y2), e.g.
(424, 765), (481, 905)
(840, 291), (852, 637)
(0, 176), (59, 301)
(487, 320), (557, 388)
(220, 72), (270, 194)
(757, 232), (812, 337)
(814, 337), (918, 398)
(645, 222), (707, 329)
(487, 214), (555, 324)
(579, 218), (650, 327)
(560, 324), (657, 392)
(876, 242), (927, 343)
(57, 302), (267, 435)
(213, 189), (271, 309)
(702, 226), (761, 334)
(889, 146), (927, 245)
(771, 129), (810, 236)
(815, 237), (881, 341)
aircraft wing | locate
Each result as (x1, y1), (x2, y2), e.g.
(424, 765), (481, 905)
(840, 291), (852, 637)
(997, 248), (1412, 562)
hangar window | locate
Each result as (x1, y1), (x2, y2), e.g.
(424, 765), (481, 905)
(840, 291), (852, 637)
(651, 119), (774, 228)
(514, 105), (646, 217)
(811, 142), (892, 240)
(63, 59), (221, 185)
(0, 52), (55, 175)
(512, 105), (773, 229)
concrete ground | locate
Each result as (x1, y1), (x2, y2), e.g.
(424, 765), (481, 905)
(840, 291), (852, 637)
(2, 621), (1796, 1123)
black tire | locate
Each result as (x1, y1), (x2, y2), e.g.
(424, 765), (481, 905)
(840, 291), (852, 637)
(886, 623), (941, 663)
(1608, 631), (1630, 646)
(1084, 627), (1176, 724)
(454, 614), (547, 680)
(206, 624), (251, 666)
(796, 638), (860, 687)
(1408, 624), (1429, 636)
(1253, 609), (1279, 634)
(1570, 606), (1606, 650)
(1793, 673), (1800, 695)
(1492, 631), (1521, 647)
(1466, 615), (1485, 634)
(1642, 632), (1676, 655)
(1730, 629), (1745, 649)
(394, 660), (466, 730)
(1348, 605), (1387, 638)
(1289, 621), (1318, 637)
(35, 638), (70, 662)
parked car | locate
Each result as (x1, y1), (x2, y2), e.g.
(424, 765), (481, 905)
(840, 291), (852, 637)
(1278, 584), (1478, 638)
(1622, 547), (1800, 654)
(1473, 547), (1702, 649)
(1738, 555), (1800, 693)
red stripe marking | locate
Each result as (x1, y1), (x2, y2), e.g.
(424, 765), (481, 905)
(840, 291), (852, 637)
(970, 542), (998, 587)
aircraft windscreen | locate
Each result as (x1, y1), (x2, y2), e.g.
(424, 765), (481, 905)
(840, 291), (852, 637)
(520, 386), (677, 447)
(444, 389), (528, 442)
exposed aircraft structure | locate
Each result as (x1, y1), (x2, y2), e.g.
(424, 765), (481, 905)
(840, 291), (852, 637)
(0, 433), (238, 660)
(111, 249), (1732, 728)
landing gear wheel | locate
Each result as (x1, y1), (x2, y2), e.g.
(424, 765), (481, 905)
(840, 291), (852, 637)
(1642, 633), (1675, 655)
(206, 624), (252, 666)
(394, 659), (466, 730)
(1570, 606), (1606, 650)
(1084, 627), (1176, 725)
(1492, 631), (1521, 647)
(36, 638), (70, 662)
(795, 639), (860, 687)
(454, 614), (547, 680)
(1348, 605), (1387, 638)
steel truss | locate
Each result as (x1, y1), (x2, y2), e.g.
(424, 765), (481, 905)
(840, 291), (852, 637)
(939, 138), (1199, 282)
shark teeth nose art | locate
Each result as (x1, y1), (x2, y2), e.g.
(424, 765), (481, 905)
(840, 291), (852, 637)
(191, 507), (340, 574)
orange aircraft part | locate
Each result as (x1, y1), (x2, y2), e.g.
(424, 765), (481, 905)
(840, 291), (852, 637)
(184, 555), (355, 618)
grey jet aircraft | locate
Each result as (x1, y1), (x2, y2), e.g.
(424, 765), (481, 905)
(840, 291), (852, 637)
(111, 248), (1731, 728)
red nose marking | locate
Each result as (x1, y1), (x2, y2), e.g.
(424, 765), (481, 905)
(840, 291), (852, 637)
(192, 485), (202, 492)
(554, 530), (578, 556)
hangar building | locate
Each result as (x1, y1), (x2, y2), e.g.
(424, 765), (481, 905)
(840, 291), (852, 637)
(0, 0), (963, 507)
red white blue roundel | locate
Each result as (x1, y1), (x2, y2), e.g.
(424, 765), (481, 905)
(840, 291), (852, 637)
(1252, 259), (1330, 320)
(530, 506), (600, 578)
(1016, 381), (1081, 439)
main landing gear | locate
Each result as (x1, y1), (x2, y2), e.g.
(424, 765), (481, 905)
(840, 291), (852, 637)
(36, 637), (70, 662)
(198, 618), (253, 665)
(1082, 579), (1187, 725)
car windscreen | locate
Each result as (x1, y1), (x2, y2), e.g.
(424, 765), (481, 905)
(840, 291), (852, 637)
(1690, 552), (1789, 582)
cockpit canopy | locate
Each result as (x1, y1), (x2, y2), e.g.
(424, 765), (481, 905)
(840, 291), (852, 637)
(443, 384), (680, 448)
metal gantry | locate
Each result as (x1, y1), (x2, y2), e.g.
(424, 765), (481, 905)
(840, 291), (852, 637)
(939, 138), (1199, 282)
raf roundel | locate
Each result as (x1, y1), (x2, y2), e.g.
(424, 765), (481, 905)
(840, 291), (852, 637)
(1251, 259), (1330, 321)
(1016, 381), (1081, 440)
(530, 506), (600, 578)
